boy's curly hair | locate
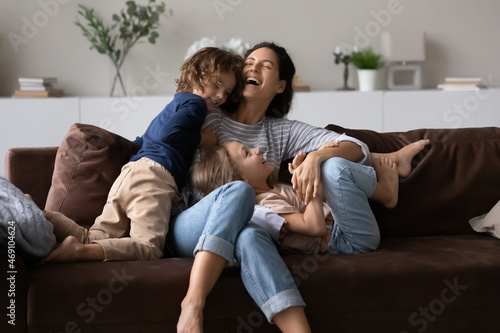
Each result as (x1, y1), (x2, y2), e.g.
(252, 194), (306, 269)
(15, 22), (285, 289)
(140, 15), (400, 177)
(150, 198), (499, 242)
(176, 47), (245, 105)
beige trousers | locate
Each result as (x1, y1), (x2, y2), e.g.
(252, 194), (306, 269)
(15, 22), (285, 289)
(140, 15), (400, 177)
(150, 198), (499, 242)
(46, 157), (179, 261)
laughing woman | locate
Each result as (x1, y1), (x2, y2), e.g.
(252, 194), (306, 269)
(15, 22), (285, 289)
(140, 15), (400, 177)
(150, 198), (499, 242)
(166, 44), (315, 332)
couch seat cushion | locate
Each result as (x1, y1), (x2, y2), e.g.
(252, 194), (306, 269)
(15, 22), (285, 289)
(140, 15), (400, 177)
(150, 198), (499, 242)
(27, 234), (500, 333)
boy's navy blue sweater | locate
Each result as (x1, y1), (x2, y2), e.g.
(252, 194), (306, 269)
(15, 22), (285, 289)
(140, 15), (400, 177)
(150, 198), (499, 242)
(130, 92), (207, 189)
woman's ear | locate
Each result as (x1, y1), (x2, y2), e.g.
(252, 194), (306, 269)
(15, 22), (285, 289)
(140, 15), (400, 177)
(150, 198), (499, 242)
(275, 80), (287, 94)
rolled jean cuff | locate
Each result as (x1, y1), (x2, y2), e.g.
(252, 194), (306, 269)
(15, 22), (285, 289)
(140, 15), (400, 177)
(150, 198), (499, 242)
(194, 234), (235, 263)
(261, 289), (306, 324)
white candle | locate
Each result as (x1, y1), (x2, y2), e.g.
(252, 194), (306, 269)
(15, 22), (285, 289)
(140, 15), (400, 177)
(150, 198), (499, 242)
(335, 46), (341, 54)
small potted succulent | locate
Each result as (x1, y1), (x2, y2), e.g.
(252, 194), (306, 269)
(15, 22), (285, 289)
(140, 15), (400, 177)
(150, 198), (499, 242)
(351, 47), (384, 91)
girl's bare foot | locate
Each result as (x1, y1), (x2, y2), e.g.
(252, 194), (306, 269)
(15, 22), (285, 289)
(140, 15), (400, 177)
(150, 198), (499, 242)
(177, 298), (204, 333)
(371, 157), (399, 209)
(372, 139), (430, 177)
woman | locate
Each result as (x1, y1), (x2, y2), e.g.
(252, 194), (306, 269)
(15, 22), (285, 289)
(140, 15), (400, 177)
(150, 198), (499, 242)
(168, 42), (321, 333)
(168, 42), (421, 332)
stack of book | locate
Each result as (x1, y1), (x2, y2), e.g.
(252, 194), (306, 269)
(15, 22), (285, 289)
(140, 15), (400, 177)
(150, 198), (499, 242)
(437, 77), (485, 91)
(292, 75), (311, 92)
(13, 77), (64, 97)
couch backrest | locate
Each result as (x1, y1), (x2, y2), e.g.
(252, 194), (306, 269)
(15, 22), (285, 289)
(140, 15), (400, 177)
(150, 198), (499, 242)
(8, 123), (500, 238)
(323, 125), (500, 238)
(5, 147), (58, 210)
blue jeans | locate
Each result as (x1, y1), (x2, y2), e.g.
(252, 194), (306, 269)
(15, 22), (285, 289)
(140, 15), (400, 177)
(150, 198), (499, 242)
(322, 157), (381, 254)
(165, 181), (304, 323)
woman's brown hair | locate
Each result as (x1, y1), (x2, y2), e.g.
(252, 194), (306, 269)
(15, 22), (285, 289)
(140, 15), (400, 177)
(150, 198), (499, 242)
(176, 47), (245, 105)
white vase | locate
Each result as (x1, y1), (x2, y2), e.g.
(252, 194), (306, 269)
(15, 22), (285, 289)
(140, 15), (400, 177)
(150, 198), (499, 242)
(357, 69), (378, 92)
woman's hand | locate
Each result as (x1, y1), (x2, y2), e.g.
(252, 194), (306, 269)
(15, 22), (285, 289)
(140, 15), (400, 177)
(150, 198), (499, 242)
(291, 152), (322, 204)
(290, 141), (362, 204)
(289, 141), (338, 203)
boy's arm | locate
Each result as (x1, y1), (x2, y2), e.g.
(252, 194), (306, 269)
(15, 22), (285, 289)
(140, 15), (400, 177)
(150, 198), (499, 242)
(165, 98), (207, 146)
(279, 196), (326, 237)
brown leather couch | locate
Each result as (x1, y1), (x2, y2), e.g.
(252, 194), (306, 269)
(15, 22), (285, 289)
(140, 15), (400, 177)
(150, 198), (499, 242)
(2, 123), (500, 333)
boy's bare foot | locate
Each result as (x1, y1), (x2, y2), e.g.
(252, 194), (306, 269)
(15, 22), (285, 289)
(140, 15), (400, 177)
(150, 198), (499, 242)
(42, 236), (105, 263)
(42, 236), (82, 263)
(371, 157), (399, 209)
(372, 139), (430, 177)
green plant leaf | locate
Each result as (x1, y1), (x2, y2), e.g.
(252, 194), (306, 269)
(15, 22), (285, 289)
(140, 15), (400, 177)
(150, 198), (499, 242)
(112, 14), (120, 22)
(351, 47), (384, 69)
(95, 46), (106, 54)
(139, 7), (148, 20)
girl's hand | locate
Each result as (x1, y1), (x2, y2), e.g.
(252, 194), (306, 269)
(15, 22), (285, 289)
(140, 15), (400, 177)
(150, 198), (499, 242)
(291, 152), (322, 204)
(200, 125), (217, 148)
(288, 151), (306, 175)
(318, 140), (339, 150)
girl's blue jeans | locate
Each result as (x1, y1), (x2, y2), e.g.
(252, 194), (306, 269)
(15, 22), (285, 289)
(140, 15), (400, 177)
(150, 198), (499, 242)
(165, 181), (304, 323)
(322, 157), (381, 254)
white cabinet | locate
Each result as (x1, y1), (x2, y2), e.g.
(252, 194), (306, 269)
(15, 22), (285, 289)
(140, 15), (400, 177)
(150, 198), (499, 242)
(288, 89), (500, 132)
(383, 89), (500, 132)
(0, 98), (80, 176)
(80, 96), (172, 142)
(1, 90), (499, 177)
(289, 91), (383, 131)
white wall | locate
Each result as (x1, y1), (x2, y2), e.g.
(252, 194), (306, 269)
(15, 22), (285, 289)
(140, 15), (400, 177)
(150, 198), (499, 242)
(1, 0), (499, 97)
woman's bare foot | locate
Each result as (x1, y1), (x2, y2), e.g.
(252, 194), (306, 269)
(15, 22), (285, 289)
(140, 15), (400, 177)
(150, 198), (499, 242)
(42, 236), (105, 263)
(371, 157), (399, 208)
(372, 139), (430, 177)
(177, 298), (204, 333)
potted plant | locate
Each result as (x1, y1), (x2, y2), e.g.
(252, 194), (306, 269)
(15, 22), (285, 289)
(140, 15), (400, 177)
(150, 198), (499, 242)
(75, 1), (172, 96)
(351, 47), (384, 91)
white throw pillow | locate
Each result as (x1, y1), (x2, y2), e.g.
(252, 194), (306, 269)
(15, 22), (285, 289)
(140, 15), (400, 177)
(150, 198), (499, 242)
(0, 176), (56, 257)
(469, 200), (500, 239)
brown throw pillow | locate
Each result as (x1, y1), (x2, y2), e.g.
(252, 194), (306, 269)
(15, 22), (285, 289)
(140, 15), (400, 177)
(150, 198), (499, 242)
(44, 123), (139, 228)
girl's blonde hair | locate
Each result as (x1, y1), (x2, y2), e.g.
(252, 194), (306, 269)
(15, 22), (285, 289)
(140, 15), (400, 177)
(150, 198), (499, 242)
(191, 145), (243, 196)
(175, 47), (245, 105)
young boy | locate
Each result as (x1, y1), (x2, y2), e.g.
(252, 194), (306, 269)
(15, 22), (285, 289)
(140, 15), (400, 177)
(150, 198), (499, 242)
(190, 139), (429, 255)
(44, 47), (244, 262)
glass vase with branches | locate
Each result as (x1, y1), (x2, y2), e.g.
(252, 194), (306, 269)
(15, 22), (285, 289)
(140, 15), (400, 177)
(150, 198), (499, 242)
(75, 0), (172, 96)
